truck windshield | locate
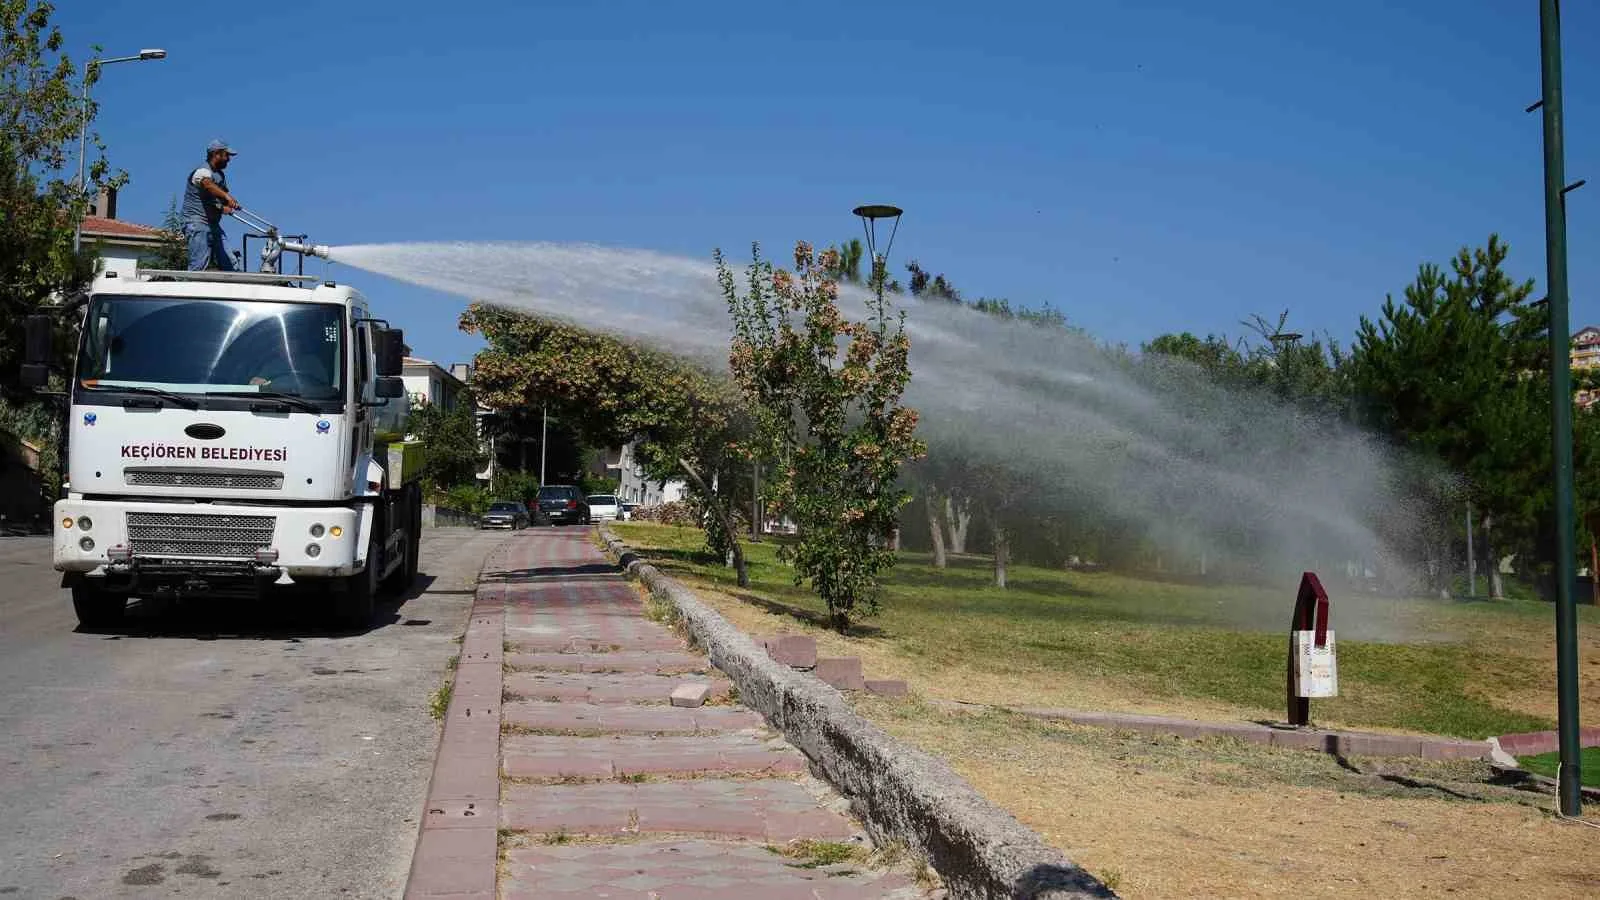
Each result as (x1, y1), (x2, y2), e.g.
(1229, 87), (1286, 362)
(77, 295), (345, 400)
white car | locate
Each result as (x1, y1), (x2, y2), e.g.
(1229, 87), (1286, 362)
(587, 494), (622, 522)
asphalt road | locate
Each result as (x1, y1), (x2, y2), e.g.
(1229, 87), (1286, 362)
(0, 527), (509, 899)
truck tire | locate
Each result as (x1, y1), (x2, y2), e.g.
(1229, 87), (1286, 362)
(383, 529), (420, 594)
(72, 581), (126, 630)
(335, 537), (380, 630)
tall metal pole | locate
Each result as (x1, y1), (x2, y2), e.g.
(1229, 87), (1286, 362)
(539, 406), (548, 485)
(1467, 503), (1477, 598)
(1538, 0), (1582, 817)
(69, 51), (166, 255)
(72, 63), (91, 255)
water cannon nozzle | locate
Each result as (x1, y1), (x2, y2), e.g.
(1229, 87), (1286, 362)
(281, 241), (331, 260)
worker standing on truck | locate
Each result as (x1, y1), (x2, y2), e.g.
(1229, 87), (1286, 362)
(183, 139), (242, 270)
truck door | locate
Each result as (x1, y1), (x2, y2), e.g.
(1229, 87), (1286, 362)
(352, 317), (374, 474)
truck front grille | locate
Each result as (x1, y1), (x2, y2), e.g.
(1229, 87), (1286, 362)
(125, 467), (284, 490)
(125, 511), (277, 560)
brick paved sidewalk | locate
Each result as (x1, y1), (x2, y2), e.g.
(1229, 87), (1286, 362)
(406, 528), (927, 899)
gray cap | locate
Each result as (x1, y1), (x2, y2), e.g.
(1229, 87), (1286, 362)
(206, 139), (237, 156)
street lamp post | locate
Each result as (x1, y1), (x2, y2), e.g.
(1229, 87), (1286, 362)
(852, 204), (905, 551)
(73, 48), (166, 255)
(851, 204), (904, 305)
(1534, 0), (1585, 817)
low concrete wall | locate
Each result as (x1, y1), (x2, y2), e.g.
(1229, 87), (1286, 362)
(422, 504), (477, 528)
(599, 527), (1113, 900)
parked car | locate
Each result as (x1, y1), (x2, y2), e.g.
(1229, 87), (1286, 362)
(534, 485), (590, 526)
(587, 494), (621, 522)
(620, 501), (639, 521)
(479, 499), (529, 530)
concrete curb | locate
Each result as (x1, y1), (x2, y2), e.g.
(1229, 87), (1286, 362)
(930, 702), (1495, 761)
(600, 526), (1114, 900)
(1494, 727), (1600, 758)
(402, 540), (511, 900)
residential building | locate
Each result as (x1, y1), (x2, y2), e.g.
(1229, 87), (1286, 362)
(617, 440), (686, 507)
(80, 189), (169, 273)
(401, 356), (468, 411)
(1574, 326), (1600, 409)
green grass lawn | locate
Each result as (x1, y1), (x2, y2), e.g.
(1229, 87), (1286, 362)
(1516, 747), (1600, 787)
(611, 523), (1597, 739)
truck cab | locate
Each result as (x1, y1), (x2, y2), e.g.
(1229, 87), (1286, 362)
(27, 265), (423, 630)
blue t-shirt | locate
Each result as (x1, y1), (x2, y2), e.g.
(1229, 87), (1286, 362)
(182, 164), (228, 228)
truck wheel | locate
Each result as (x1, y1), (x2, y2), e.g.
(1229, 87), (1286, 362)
(72, 582), (126, 630)
(335, 537), (379, 630)
(383, 529), (419, 594)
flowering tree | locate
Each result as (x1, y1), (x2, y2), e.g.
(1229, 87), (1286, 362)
(721, 241), (924, 631)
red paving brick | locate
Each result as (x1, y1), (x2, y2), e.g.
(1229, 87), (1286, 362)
(502, 734), (807, 780)
(504, 699), (763, 735)
(505, 650), (708, 673)
(502, 840), (922, 899)
(502, 780), (858, 842)
(504, 670), (730, 704)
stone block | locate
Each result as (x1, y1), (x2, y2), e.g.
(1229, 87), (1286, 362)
(813, 657), (865, 691)
(670, 682), (711, 708)
(865, 679), (908, 697)
(764, 634), (817, 669)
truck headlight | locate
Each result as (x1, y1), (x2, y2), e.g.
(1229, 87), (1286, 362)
(77, 516), (93, 531)
(310, 523), (325, 538)
(62, 516), (74, 529)
(329, 526), (343, 538)
(79, 537), (95, 552)
(306, 543), (321, 558)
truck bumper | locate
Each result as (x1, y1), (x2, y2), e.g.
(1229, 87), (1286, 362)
(53, 498), (365, 579)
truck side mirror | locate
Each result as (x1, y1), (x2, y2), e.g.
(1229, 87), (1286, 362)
(375, 375), (405, 399)
(19, 315), (54, 388)
(375, 328), (405, 377)
(23, 315), (53, 365)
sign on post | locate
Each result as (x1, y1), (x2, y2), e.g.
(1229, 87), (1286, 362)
(1286, 571), (1337, 726)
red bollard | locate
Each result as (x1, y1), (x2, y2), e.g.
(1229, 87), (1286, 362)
(1286, 572), (1338, 726)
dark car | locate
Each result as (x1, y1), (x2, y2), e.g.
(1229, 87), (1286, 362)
(479, 500), (530, 530)
(534, 485), (590, 526)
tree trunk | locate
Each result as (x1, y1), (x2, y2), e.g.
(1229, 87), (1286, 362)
(926, 491), (948, 569)
(946, 496), (971, 554)
(889, 527), (901, 552)
(992, 523), (1009, 589)
(1591, 535), (1598, 606)
(677, 457), (748, 587)
(1482, 512), (1503, 600)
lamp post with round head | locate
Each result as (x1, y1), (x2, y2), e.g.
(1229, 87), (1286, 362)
(73, 49), (167, 254)
(852, 204), (904, 309)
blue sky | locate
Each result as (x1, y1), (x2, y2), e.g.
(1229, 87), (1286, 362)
(56, 0), (1598, 368)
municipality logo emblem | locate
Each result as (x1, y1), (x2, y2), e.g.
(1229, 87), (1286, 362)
(83, 412), (97, 426)
(316, 420), (331, 434)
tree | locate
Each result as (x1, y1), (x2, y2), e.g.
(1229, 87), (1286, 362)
(2, 1), (118, 396)
(722, 241), (925, 630)
(905, 260), (960, 303)
(144, 197), (188, 270)
(826, 237), (864, 283)
(1348, 236), (1549, 595)
(2, 2), (117, 502)
(460, 304), (754, 584)
(406, 394), (485, 491)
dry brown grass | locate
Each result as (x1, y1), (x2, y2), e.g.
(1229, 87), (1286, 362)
(857, 698), (1600, 900)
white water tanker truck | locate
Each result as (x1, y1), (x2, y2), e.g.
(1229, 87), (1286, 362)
(20, 220), (424, 630)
